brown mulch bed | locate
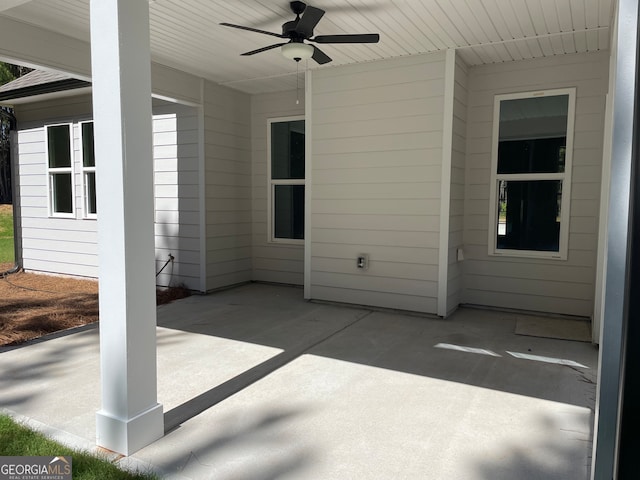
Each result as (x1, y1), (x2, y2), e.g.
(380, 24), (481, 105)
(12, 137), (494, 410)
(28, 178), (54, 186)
(0, 272), (99, 346)
(0, 262), (14, 273)
(0, 271), (190, 347)
(156, 284), (191, 305)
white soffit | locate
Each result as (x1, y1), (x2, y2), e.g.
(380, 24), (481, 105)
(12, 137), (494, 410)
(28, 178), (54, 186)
(0, 0), (614, 94)
(0, 0), (31, 12)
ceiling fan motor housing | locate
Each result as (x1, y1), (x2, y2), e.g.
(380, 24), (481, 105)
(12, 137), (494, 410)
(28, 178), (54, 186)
(282, 20), (305, 39)
(290, 1), (307, 16)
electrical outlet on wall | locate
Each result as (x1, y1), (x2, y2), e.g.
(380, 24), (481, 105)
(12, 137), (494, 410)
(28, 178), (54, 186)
(357, 254), (369, 270)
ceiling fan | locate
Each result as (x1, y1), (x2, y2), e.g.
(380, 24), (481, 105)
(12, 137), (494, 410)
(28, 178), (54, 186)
(220, 1), (380, 65)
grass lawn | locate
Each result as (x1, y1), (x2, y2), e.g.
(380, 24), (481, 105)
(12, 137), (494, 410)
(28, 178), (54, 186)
(0, 204), (14, 266)
(0, 415), (157, 480)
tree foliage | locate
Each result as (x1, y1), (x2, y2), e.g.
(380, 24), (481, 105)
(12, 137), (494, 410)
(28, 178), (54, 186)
(0, 62), (31, 85)
(0, 63), (14, 86)
(0, 108), (14, 203)
(0, 62), (30, 203)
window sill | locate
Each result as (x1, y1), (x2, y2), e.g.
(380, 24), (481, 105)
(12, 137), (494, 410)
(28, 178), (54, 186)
(489, 248), (567, 261)
(269, 238), (304, 246)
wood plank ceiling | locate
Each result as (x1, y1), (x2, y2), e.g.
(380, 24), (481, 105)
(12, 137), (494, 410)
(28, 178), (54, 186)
(1, 0), (614, 94)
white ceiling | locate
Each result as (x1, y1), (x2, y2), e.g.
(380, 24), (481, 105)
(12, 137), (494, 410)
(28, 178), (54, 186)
(1, 0), (614, 94)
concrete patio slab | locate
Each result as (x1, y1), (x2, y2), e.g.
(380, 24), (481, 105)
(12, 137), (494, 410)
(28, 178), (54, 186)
(0, 283), (598, 479)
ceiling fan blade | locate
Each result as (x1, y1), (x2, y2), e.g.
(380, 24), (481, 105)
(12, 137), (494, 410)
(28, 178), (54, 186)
(295, 5), (325, 37)
(250, 4), (387, 28)
(311, 45), (332, 65)
(312, 33), (380, 44)
(220, 23), (286, 38)
(241, 43), (287, 56)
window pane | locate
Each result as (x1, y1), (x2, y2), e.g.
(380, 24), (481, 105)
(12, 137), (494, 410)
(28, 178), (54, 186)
(271, 120), (305, 180)
(47, 125), (71, 168)
(82, 122), (95, 167)
(274, 185), (304, 239)
(497, 180), (562, 252)
(52, 173), (73, 214)
(498, 137), (566, 174)
(86, 171), (97, 215)
(498, 95), (568, 174)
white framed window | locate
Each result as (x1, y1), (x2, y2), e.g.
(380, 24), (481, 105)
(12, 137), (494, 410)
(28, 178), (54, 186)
(267, 116), (305, 244)
(45, 123), (75, 217)
(488, 88), (576, 260)
(80, 121), (97, 218)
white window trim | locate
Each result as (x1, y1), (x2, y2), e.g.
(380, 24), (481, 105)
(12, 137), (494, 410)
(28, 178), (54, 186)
(45, 123), (76, 218)
(267, 115), (305, 245)
(79, 120), (97, 219)
(487, 88), (576, 260)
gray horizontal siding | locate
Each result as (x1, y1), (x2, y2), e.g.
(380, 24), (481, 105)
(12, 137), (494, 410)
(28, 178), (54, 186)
(15, 95), (97, 277)
(204, 80), (252, 290)
(153, 103), (201, 290)
(462, 51), (608, 317)
(310, 52), (447, 314)
(14, 95), (202, 288)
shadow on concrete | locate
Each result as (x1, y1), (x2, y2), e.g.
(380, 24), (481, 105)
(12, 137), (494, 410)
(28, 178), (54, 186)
(0, 327), (97, 409)
(163, 311), (368, 432)
(475, 411), (593, 480)
(157, 407), (312, 480)
(0, 282), (597, 479)
(0, 322), (189, 414)
(158, 283), (598, 414)
(152, 283), (596, 479)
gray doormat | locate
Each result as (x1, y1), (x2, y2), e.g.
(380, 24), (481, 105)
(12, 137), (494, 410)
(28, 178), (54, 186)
(514, 316), (592, 342)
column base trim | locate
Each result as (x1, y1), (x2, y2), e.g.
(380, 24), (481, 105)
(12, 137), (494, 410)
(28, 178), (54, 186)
(96, 403), (164, 455)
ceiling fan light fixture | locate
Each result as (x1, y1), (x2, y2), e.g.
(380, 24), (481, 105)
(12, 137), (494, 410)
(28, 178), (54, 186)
(281, 42), (313, 61)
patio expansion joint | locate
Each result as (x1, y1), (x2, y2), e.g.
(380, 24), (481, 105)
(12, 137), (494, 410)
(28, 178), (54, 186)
(163, 309), (374, 433)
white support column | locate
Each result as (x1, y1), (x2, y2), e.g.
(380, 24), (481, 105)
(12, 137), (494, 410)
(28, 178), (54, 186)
(591, 0), (638, 476)
(437, 49), (456, 317)
(90, 0), (163, 455)
(304, 69), (313, 299)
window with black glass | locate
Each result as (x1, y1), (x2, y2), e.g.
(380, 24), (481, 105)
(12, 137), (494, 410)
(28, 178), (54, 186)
(490, 90), (574, 258)
(270, 119), (305, 241)
(46, 124), (74, 215)
(81, 122), (97, 216)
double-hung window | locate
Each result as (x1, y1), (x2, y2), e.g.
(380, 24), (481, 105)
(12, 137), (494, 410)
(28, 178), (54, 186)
(268, 117), (305, 243)
(46, 124), (74, 217)
(488, 88), (575, 259)
(80, 121), (97, 217)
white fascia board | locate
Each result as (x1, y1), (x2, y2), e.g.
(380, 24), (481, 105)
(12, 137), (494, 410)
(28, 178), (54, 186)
(0, 16), (91, 80)
(0, 15), (203, 106)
